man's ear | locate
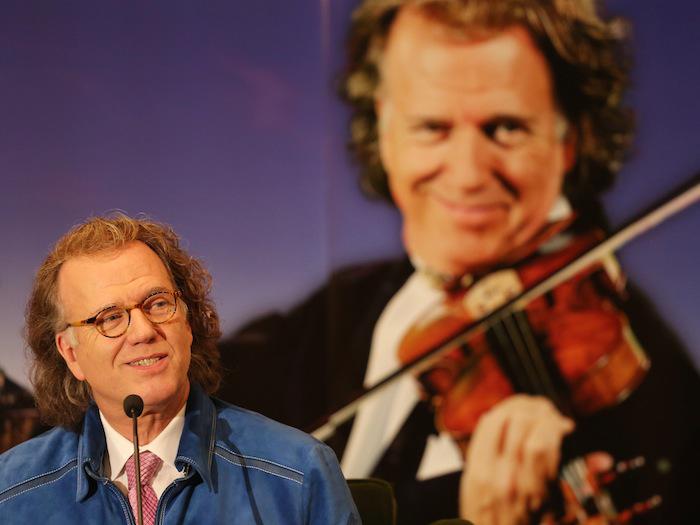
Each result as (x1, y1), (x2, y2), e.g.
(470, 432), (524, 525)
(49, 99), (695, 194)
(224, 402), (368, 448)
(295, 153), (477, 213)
(55, 330), (86, 381)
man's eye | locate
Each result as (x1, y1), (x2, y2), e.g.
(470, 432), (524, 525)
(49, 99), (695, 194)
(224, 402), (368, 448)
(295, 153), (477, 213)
(98, 311), (125, 325)
(411, 120), (451, 142)
(483, 119), (530, 147)
(145, 294), (174, 312)
(149, 299), (170, 310)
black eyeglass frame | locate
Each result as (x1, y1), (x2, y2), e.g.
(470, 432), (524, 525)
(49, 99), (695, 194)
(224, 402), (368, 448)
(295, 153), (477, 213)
(64, 290), (182, 338)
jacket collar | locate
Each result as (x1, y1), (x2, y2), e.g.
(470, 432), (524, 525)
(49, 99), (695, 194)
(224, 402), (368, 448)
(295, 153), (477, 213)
(75, 383), (217, 501)
(174, 383), (217, 490)
(76, 404), (107, 501)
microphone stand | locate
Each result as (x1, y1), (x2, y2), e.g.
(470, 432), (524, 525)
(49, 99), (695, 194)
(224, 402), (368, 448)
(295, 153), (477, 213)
(124, 395), (144, 525)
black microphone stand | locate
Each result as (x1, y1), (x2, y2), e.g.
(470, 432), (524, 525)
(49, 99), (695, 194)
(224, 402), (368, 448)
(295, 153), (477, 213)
(124, 395), (144, 525)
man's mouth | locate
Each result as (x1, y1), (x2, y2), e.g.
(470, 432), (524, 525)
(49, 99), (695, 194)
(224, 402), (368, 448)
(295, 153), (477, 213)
(432, 193), (508, 226)
(128, 355), (165, 367)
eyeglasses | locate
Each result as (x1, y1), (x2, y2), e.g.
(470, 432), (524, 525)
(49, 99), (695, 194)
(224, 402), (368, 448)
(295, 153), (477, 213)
(65, 290), (182, 338)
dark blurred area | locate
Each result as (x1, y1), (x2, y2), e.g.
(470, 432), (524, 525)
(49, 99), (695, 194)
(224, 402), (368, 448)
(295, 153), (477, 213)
(0, 369), (46, 453)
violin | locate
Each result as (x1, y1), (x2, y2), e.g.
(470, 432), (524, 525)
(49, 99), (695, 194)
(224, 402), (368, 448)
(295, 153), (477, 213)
(312, 177), (700, 523)
(397, 219), (656, 523)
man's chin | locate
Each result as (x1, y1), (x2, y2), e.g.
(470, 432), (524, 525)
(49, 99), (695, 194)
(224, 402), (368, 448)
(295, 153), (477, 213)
(438, 255), (499, 277)
(131, 380), (189, 412)
(414, 237), (506, 277)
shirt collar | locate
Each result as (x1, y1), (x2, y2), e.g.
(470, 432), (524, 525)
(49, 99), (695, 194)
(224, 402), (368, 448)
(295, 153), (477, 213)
(100, 402), (186, 481)
(547, 195), (573, 222)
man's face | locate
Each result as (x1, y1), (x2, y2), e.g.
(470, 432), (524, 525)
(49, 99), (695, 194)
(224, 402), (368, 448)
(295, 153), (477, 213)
(377, 9), (574, 276)
(55, 241), (193, 419)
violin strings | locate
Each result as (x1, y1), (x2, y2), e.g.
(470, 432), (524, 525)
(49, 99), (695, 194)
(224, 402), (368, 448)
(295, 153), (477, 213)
(501, 315), (544, 393)
(490, 321), (535, 393)
(513, 310), (563, 407)
(490, 309), (558, 402)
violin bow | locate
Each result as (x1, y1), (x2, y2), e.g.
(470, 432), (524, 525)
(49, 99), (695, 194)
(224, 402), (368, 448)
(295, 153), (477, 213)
(313, 173), (700, 441)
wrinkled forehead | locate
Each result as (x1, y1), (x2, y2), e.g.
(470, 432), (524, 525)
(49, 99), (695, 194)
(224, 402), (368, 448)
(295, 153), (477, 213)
(378, 5), (553, 79)
(379, 10), (556, 108)
(55, 241), (174, 316)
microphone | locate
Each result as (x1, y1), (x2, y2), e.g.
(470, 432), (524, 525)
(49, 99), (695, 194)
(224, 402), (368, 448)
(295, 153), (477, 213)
(123, 395), (144, 525)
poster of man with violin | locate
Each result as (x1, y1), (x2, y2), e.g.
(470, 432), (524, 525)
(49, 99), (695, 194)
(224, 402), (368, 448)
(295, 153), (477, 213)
(218, 0), (700, 523)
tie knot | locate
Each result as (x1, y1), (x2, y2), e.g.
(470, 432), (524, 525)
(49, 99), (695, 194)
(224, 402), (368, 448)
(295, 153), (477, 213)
(126, 451), (162, 489)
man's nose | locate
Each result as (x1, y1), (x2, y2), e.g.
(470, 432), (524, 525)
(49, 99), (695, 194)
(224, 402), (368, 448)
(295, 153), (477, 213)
(443, 127), (491, 189)
(125, 308), (159, 344)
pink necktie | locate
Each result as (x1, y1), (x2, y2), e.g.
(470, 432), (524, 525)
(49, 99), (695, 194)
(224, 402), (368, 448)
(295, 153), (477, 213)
(126, 451), (162, 525)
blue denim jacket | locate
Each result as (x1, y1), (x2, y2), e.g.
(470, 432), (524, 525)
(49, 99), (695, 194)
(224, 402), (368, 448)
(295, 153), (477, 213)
(0, 384), (359, 524)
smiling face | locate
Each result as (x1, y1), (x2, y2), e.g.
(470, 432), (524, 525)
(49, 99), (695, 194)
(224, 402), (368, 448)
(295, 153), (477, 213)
(377, 9), (574, 276)
(55, 241), (193, 420)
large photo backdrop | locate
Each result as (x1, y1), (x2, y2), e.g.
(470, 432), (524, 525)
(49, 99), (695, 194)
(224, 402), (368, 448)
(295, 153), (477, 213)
(1, 0), (698, 394)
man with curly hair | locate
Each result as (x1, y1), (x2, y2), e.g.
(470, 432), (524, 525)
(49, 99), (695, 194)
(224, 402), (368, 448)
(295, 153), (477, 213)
(219, 1), (700, 523)
(0, 214), (359, 524)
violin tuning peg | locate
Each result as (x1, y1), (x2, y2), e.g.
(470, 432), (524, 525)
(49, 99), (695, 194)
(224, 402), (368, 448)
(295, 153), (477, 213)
(615, 455), (645, 473)
(596, 456), (646, 486)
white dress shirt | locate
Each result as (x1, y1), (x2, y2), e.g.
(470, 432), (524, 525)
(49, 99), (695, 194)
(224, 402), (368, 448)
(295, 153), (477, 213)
(100, 403), (186, 498)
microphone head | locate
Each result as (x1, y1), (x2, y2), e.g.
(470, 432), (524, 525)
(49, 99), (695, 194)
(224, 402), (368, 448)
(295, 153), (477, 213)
(123, 394), (144, 418)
